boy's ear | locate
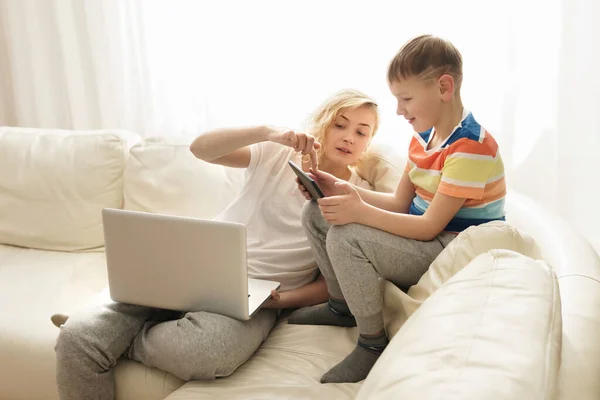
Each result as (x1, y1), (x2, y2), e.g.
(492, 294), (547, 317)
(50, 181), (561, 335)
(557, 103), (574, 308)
(438, 74), (455, 101)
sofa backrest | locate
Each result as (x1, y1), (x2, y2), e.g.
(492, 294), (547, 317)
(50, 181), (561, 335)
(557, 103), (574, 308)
(122, 136), (245, 219)
(0, 127), (405, 252)
(0, 127), (140, 251)
(355, 141), (405, 193)
(124, 137), (405, 218)
(122, 137), (406, 218)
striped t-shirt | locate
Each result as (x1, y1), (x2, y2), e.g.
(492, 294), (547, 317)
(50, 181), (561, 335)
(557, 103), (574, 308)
(405, 109), (506, 232)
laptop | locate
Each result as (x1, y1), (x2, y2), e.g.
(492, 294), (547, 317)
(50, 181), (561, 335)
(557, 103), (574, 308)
(101, 208), (280, 321)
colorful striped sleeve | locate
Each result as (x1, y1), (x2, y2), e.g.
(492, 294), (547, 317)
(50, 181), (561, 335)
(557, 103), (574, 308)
(438, 138), (498, 199)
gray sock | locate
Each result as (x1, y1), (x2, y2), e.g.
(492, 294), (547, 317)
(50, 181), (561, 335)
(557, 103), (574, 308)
(321, 332), (388, 383)
(288, 298), (356, 327)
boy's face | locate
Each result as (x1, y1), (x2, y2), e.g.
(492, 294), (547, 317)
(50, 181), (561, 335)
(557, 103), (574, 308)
(389, 76), (443, 133)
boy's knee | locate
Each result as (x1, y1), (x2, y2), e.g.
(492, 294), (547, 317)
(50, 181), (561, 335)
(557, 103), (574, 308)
(326, 224), (363, 251)
(301, 199), (322, 228)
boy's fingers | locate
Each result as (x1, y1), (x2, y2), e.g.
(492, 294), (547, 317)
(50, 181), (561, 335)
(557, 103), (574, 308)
(334, 181), (354, 195)
(310, 167), (328, 181)
(317, 196), (342, 206)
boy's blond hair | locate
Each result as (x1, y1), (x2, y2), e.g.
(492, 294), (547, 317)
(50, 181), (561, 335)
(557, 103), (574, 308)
(308, 89), (379, 162)
(387, 34), (463, 89)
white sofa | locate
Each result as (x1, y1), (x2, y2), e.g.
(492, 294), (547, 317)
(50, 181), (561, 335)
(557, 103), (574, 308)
(1, 126), (599, 400)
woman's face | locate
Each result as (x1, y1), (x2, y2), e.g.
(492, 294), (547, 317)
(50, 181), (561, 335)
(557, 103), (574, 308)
(322, 106), (376, 167)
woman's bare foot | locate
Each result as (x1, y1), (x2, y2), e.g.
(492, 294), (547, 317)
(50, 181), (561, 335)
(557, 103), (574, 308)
(50, 313), (69, 328)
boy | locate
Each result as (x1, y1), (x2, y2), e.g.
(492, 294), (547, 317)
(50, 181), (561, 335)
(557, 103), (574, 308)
(290, 35), (506, 384)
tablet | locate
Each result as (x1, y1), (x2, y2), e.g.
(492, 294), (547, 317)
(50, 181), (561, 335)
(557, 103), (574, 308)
(288, 160), (324, 200)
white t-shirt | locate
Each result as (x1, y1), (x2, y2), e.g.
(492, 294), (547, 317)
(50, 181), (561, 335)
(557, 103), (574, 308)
(214, 141), (372, 292)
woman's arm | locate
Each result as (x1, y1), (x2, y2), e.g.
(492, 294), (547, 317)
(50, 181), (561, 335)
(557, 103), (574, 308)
(189, 125), (271, 168)
(263, 275), (328, 309)
(190, 125), (320, 169)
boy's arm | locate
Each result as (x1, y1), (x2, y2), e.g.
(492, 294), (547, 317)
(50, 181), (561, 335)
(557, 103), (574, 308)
(354, 170), (416, 214)
(357, 192), (466, 241)
(263, 275), (328, 309)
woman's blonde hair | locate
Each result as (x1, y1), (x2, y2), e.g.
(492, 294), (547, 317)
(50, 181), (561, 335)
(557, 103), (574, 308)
(307, 89), (379, 163)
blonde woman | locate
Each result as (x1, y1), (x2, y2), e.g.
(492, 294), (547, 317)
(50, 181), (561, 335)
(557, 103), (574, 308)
(55, 89), (380, 400)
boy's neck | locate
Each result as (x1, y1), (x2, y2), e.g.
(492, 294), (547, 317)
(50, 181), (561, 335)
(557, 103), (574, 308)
(433, 97), (464, 140)
(318, 156), (352, 181)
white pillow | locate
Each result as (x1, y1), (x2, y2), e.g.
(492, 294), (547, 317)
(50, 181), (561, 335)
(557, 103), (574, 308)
(123, 137), (244, 219)
(382, 221), (543, 338)
(0, 127), (140, 251)
(355, 141), (405, 193)
(358, 249), (561, 400)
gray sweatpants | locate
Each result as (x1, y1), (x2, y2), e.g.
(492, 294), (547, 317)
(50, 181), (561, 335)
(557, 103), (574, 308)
(302, 200), (455, 336)
(55, 301), (276, 400)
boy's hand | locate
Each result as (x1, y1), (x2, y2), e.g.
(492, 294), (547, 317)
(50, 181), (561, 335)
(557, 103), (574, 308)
(296, 168), (352, 201)
(309, 168), (346, 197)
(317, 182), (367, 225)
(296, 168), (345, 200)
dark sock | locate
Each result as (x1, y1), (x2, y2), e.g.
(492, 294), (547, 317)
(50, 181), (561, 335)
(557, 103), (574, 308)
(288, 298), (356, 327)
(321, 331), (388, 383)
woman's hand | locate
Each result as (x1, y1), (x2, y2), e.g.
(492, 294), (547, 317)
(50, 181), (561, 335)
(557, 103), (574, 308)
(263, 289), (287, 309)
(317, 181), (368, 225)
(267, 127), (320, 169)
(262, 275), (328, 309)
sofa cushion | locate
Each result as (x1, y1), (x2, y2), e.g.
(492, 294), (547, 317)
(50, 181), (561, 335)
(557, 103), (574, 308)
(382, 221), (543, 338)
(358, 249), (561, 400)
(163, 321), (362, 400)
(0, 243), (185, 400)
(355, 141), (405, 193)
(504, 191), (600, 399)
(0, 127), (140, 251)
(114, 359), (185, 400)
(123, 137), (244, 219)
(0, 244), (108, 399)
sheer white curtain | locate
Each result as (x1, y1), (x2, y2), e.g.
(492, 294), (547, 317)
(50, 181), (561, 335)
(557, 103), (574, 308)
(0, 0), (598, 250)
(0, 0), (161, 133)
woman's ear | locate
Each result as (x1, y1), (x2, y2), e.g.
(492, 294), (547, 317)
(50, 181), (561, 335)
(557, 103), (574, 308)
(438, 74), (455, 102)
